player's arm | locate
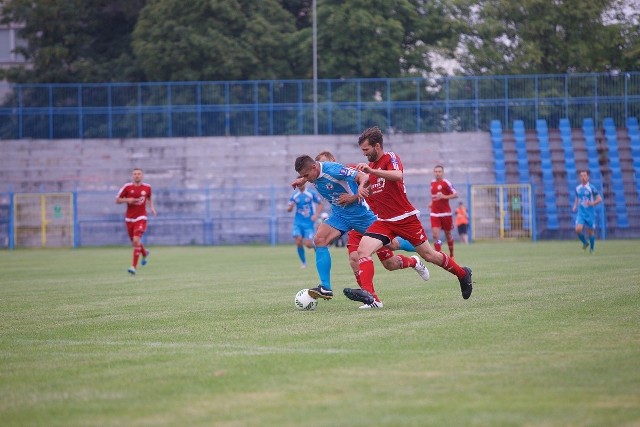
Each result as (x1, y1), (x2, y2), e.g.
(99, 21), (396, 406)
(572, 196), (578, 212)
(147, 195), (157, 216)
(356, 162), (403, 182)
(116, 194), (133, 204)
(590, 194), (603, 206)
(291, 177), (307, 189)
(354, 170), (371, 198)
(311, 201), (324, 221)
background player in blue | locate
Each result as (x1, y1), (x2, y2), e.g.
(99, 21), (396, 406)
(292, 155), (429, 302)
(572, 170), (602, 253)
(287, 183), (323, 268)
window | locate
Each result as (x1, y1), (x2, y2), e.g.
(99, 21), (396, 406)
(0, 27), (26, 63)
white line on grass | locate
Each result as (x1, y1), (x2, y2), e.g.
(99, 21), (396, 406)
(13, 338), (355, 355)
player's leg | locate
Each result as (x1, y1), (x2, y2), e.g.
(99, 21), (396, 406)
(378, 247), (430, 281)
(396, 216), (472, 299)
(575, 221), (588, 250)
(586, 220), (596, 253)
(346, 231), (382, 305)
(430, 216), (443, 252)
(349, 222), (388, 305)
(442, 216), (455, 258)
(125, 222), (136, 274)
(308, 221), (343, 299)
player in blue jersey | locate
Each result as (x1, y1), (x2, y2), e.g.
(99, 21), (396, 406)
(292, 154), (429, 306)
(572, 170), (602, 253)
(287, 183), (323, 268)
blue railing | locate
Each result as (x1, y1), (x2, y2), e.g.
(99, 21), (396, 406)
(0, 72), (639, 139)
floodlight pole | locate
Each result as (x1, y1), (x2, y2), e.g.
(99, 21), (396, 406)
(312, 0), (318, 135)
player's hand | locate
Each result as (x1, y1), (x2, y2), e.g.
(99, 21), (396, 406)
(151, 207), (157, 216)
(291, 177), (305, 189)
(336, 194), (357, 206)
(355, 163), (372, 173)
(358, 185), (369, 198)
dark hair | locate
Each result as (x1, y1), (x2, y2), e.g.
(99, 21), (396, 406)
(579, 169), (590, 176)
(295, 155), (315, 173)
(358, 126), (383, 148)
(434, 165), (444, 171)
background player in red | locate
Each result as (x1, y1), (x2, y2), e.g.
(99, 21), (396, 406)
(429, 165), (458, 257)
(345, 126), (473, 307)
(116, 168), (157, 275)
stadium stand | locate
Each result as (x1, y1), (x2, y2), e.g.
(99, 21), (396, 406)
(490, 120), (506, 184)
(627, 117), (640, 203)
(602, 118), (629, 228)
(535, 119), (559, 230)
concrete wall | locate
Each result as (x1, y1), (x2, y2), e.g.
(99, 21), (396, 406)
(0, 132), (495, 193)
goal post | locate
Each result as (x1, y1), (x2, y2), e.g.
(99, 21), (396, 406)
(470, 184), (534, 241)
(13, 193), (76, 248)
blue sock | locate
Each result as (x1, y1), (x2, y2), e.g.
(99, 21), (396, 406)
(315, 246), (332, 289)
(396, 237), (415, 252)
(297, 246), (306, 264)
(577, 233), (588, 246)
(589, 235), (595, 251)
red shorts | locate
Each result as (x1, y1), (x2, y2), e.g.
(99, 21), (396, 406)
(365, 215), (428, 247)
(126, 220), (147, 240)
(430, 215), (454, 231)
(346, 230), (395, 261)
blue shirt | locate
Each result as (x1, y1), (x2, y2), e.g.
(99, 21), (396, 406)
(290, 189), (321, 225)
(310, 162), (377, 234)
(575, 182), (600, 221)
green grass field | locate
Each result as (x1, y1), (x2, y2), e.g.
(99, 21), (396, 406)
(1, 241), (639, 426)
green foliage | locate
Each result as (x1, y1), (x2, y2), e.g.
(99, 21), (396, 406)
(132, 0), (299, 81)
(317, 0), (459, 78)
(0, 242), (639, 425)
(0, 0), (146, 83)
(457, 0), (640, 74)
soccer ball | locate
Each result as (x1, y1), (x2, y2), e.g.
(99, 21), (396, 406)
(294, 289), (318, 311)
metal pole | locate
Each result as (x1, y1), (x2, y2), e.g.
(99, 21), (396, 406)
(312, 0), (318, 135)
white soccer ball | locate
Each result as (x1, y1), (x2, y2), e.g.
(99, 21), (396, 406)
(294, 289), (318, 311)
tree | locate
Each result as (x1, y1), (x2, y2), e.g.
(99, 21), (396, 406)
(456, 0), (640, 74)
(316, 0), (460, 78)
(0, 0), (146, 83)
(132, 0), (300, 81)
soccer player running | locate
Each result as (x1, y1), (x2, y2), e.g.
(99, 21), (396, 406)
(287, 183), (323, 268)
(292, 154), (429, 306)
(116, 168), (157, 275)
(347, 126), (473, 307)
(429, 165), (458, 257)
(572, 170), (602, 253)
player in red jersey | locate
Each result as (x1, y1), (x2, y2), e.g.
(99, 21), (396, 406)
(429, 165), (458, 257)
(343, 127), (473, 307)
(116, 168), (157, 275)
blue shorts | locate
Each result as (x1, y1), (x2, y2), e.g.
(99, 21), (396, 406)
(325, 208), (377, 236)
(575, 214), (595, 229)
(292, 222), (315, 240)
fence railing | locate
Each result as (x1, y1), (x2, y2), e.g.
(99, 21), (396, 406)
(1, 72), (639, 139)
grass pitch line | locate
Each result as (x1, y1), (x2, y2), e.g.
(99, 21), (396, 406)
(14, 338), (354, 355)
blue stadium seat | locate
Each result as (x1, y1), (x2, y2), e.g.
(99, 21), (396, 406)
(626, 117), (640, 202)
(603, 118), (629, 227)
(513, 120), (530, 184)
(536, 119), (558, 229)
(490, 120), (507, 184)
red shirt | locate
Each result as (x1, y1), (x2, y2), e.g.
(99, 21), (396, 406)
(365, 152), (419, 221)
(117, 182), (152, 222)
(430, 178), (456, 217)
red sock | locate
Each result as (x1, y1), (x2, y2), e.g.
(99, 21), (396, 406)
(357, 257), (380, 301)
(133, 246), (142, 268)
(397, 254), (417, 268)
(439, 251), (466, 278)
(140, 244), (148, 257)
(447, 238), (454, 258)
(353, 271), (362, 286)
